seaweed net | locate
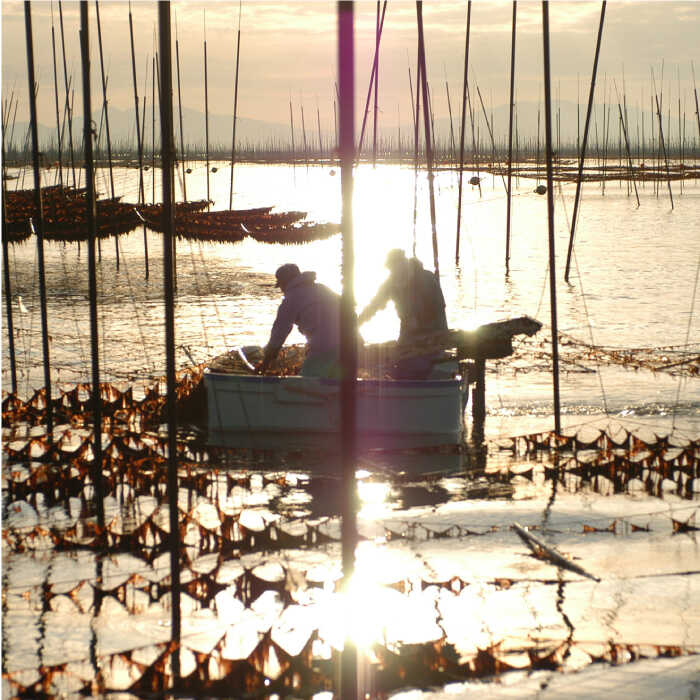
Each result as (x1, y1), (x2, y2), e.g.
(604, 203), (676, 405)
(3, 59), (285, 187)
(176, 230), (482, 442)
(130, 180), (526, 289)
(495, 332), (700, 378)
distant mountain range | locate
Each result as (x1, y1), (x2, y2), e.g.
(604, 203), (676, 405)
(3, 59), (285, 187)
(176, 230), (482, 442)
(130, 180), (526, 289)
(4, 100), (687, 156)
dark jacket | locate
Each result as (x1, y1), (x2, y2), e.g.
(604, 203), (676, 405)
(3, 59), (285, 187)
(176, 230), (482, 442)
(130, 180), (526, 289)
(362, 258), (447, 342)
(266, 271), (341, 358)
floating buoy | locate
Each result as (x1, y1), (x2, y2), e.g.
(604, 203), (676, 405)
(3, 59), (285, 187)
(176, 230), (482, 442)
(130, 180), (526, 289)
(211, 167), (218, 173)
(144, 165), (150, 171)
(329, 169), (336, 176)
(534, 184), (547, 195)
(469, 176), (480, 186)
(186, 168), (192, 174)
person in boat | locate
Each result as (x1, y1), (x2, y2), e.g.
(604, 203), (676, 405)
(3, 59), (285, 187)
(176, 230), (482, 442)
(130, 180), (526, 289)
(256, 263), (346, 378)
(357, 248), (448, 379)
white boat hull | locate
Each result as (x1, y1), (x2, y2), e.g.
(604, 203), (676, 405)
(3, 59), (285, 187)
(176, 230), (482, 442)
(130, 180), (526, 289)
(204, 370), (468, 448)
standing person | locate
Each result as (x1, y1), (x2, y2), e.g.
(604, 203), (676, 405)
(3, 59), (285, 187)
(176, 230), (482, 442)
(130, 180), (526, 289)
(358, 248), (448, 378)
(257, 263), (346, 377)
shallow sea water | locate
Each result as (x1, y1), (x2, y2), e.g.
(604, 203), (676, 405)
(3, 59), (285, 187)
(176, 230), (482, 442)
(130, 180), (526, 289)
(2, 161), (700, 697)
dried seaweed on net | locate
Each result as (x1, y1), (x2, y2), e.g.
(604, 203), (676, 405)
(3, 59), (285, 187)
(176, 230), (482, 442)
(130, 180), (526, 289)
(501, 333), (700, 378)
(3, 626), (696, 698)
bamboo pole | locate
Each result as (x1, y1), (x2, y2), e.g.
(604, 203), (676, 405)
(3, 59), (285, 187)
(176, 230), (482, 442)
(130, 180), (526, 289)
(175, 24), (187, 200)
(95, 0), (119, 269)
(228, 2), (242, 209)
(564, 1), (605, 283)
(357, 0), (387, 159)
(416, 1), (439, 277)
(1, 190), (17, 394)
(24, 1), (53, 435)
(58, 1), (77, 188)
(614, 82), (640, 206)
(541, 0), (561, 436)
(50, 4), (63, 186)
(652, 68), (674, 209)
(505, 1), (517, 273)
(372, 0), (380, 165)
(338, 3), (358, 698)
(203, 16), (210, 208)
(157, 1), (182, 685)
(129, 0), (148, 276)
(79, 0), (105, 532)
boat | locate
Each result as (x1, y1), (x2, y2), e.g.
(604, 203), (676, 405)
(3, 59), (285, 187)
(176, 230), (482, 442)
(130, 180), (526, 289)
(202, 316), (542, 450)
(204, 369), (468, 450)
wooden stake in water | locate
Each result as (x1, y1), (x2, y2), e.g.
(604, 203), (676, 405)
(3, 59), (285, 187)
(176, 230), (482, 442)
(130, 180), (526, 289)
(505, 1), (517, 273)
(541, 0), (562, 436)
(95, 0), (119, 269)
(416, 1), (439, 278)
(50, 4), (63, 187)
(158, 2), (182, 685)
(203, 14), (211, 208)
(175, 23), (187, 201)
(229, 1), (242, 209)
(79, 1), (105, 533)
(455, 0), (472, 265)
(24, 1), (53, 435)
(129, 0), (148, 277)
(58, 1), (76, 189)
(1, 189), (17, 394)
(565, 1), (606, 284)
(357, 0), (387, 160)
(338, 4), (358, 698)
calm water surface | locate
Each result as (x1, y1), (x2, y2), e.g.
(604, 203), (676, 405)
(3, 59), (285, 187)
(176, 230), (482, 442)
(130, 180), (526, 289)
(2, 161), (699, 696)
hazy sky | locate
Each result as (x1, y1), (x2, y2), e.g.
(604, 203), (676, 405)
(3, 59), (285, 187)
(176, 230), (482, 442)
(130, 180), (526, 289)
(2, 1), (700, 135)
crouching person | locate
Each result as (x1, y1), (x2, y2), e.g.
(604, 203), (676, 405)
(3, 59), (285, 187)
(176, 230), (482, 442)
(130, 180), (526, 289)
(257, 263), (350, 378)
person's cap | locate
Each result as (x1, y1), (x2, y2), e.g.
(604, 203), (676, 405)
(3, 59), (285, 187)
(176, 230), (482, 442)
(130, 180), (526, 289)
(274, 263), (301, 288)
(385, 248), (407, 268)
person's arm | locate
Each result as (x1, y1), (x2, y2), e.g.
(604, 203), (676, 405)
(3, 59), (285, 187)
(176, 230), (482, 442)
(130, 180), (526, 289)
(358, 279), (392, 325)
(257, 299), (295, 373)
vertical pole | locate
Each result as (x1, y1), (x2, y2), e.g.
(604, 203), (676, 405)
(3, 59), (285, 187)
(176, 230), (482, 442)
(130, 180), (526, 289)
(338, 4), (357, 698)
(505, 1), (517, 273)
(204, 26), (210, 207)
(79, 0), (105, 531)
(289, 96), (296, 164)
(129, 1), (148, 277)
(228, 3), (241, 209)
(616, 98), (640, 206)
(58, 1), (77, 189)
(300, 102), (308, 167)
(50, 8), (63, 187)
(653, 86), (675, 209)
(175, 32), (187, 200)
(95, 0), (119, 269)
(541, 1), (561, 435)
(564, 1), (606, 283)
(1, 191), (18, 394)
(356, 0), (387, 159)
(25, 1), (53, 435)
(316, 101), (323, 155)
(416, 1), (439, 277)
(158, 0), (182, 685)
